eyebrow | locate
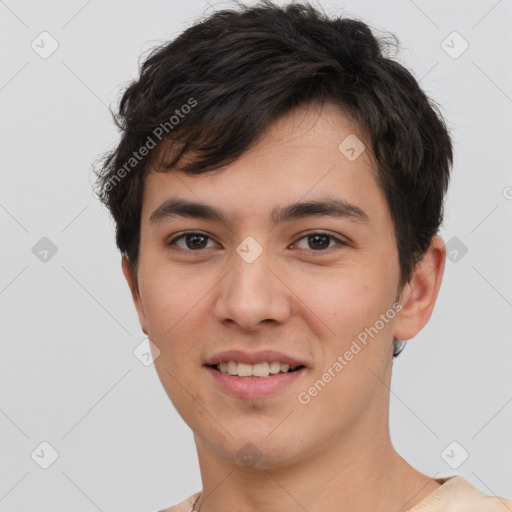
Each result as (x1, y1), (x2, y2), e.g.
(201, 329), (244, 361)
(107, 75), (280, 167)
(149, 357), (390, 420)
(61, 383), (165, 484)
(149, 197), (370, 226)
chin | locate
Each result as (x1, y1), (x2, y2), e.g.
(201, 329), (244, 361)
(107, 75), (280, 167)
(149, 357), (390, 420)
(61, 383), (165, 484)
(207, 432), (307, 470)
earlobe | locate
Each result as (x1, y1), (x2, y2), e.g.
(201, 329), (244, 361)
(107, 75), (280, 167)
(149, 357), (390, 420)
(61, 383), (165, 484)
(121, 255), (148, 335)
(393, 236), (446, 341)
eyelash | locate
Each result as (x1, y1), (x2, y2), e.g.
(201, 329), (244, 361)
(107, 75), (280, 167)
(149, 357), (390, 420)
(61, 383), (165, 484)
(166, 231), (348, 254)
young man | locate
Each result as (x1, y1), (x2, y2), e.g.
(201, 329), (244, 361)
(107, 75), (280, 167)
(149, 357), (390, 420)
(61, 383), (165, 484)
(95, 2), (512, 511)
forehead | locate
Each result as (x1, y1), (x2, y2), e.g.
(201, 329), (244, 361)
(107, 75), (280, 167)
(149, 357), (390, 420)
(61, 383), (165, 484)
(141, 102), (387, 230)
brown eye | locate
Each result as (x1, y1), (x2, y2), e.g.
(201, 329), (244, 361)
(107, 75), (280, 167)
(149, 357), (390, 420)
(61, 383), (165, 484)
(294, 232), (348, 252)
(307, 234), (330, 250)
(167, 232), (215, 251)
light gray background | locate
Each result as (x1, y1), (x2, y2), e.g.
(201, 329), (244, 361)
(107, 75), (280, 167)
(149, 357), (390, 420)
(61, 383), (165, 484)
(1, 0), (511, 510)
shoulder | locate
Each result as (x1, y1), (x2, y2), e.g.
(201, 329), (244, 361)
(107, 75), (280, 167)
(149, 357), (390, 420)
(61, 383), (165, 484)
(477, 494), (512, 511)
(409, 476), (512, 511)
(157, 491), (201, 512)
(449, 476), (512, 511)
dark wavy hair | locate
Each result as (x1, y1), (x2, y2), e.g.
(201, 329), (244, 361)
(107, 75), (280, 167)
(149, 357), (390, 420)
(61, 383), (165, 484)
(94, 0), (453, 357)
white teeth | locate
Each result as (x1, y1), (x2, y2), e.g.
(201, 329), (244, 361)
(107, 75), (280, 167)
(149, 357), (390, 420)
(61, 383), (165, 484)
(236, 362), (253, 377)
(252, 362), (269, 377)
(215, 361), (300, 377)
(227, 361), (237, 375)
(269, 361), (281, 374)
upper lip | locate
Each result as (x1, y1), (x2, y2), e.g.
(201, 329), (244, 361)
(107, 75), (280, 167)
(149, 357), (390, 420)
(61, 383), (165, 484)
(204, 349), (307, 368)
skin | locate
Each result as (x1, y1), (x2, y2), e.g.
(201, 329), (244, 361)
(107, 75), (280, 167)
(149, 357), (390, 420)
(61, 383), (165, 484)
(122, 101), (446, 512)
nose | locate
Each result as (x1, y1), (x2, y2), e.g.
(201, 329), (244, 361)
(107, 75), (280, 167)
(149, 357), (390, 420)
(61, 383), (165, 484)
(214, 245), (291, 331)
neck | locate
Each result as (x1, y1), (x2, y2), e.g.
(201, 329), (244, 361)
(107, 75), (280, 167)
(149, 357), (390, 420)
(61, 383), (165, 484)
(193, 417), (441, 512)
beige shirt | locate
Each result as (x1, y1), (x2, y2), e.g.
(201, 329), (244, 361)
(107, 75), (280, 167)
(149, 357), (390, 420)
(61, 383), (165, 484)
(159, 475), (512, 512)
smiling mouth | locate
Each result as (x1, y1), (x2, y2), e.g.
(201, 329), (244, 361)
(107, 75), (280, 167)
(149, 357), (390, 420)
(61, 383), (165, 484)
(207, 362), (306, 378)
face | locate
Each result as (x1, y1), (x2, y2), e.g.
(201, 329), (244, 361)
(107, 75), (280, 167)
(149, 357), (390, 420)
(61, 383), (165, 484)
(123, 102), (439, 469)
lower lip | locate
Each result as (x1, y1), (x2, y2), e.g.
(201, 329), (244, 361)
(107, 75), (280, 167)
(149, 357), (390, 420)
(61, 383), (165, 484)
(205, 366), (307, 399)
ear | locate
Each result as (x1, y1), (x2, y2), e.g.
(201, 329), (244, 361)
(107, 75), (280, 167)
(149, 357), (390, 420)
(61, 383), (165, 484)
(121, 255), (148, 335)
(393, 235), (446, 341)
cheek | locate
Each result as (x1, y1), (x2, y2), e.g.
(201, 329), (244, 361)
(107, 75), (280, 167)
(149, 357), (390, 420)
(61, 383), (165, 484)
(139, 266), (216, 387)
(138, 263), (203, 338)
(301, 262), (396, 374)
(301, 266), (377, 337)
